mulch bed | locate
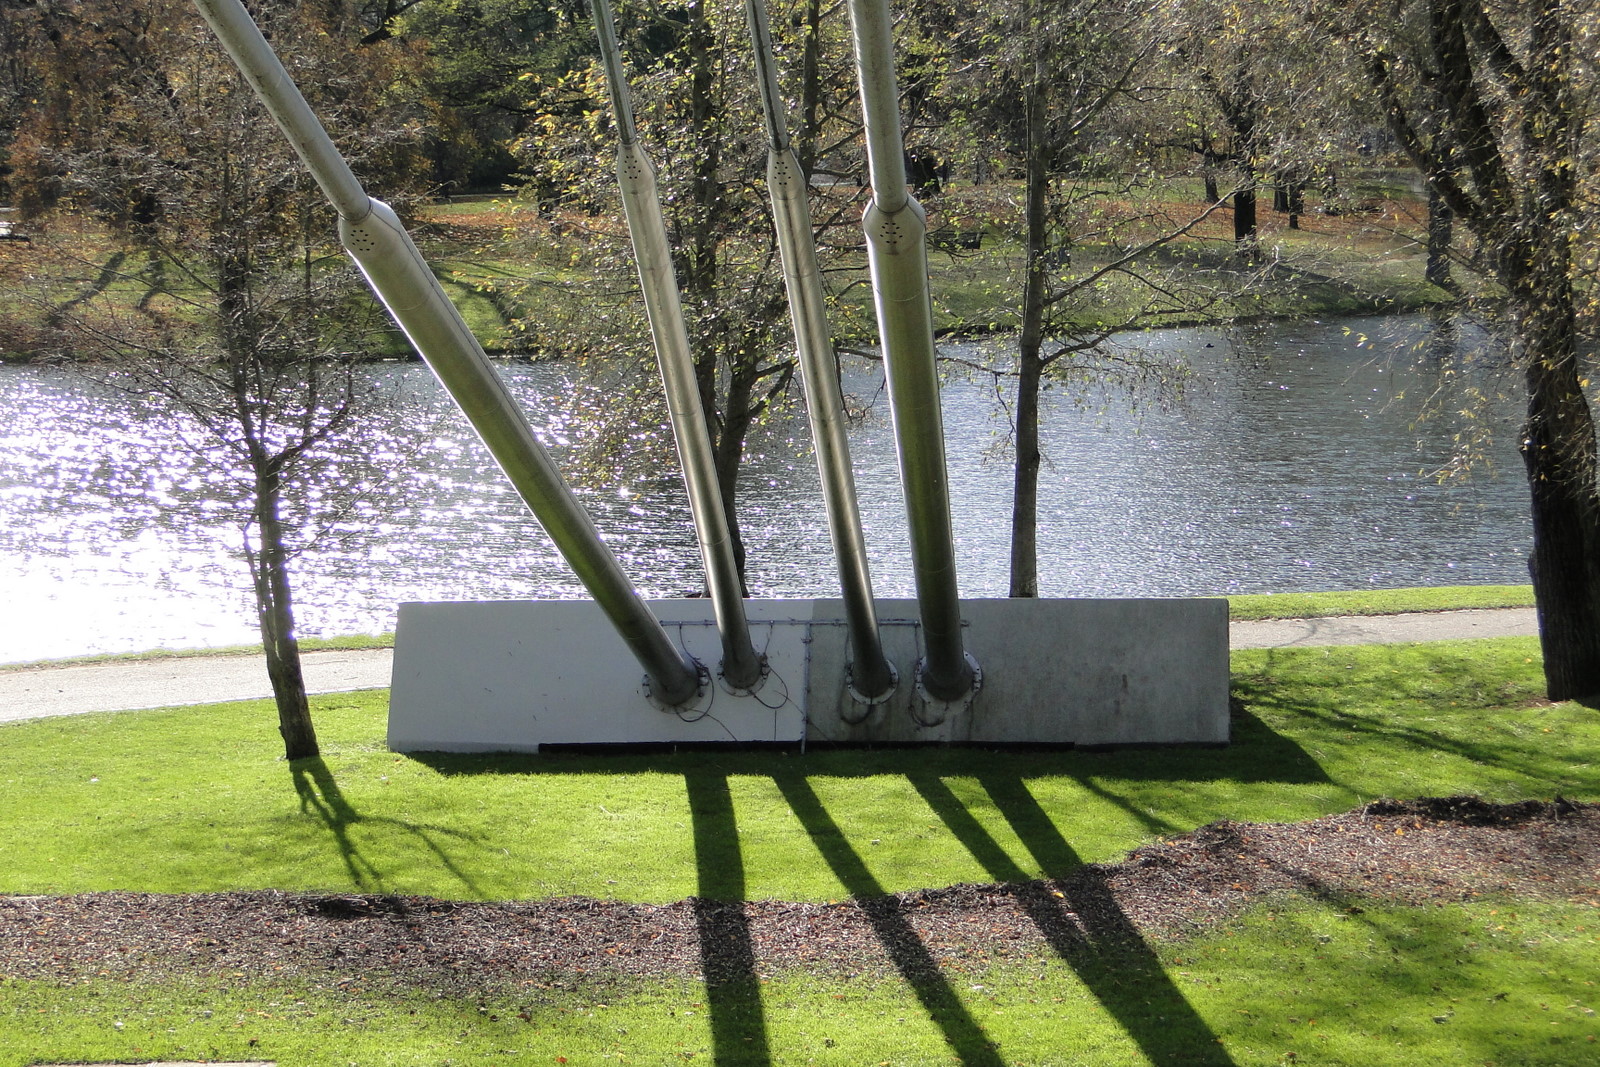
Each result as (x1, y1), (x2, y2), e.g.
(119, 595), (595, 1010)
(4, 797), (1595, 996)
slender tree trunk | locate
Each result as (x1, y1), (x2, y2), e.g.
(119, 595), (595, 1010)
(1009, 34), (1049, 599)
(677, 0), (747, 588)
(1286, 173), (1305, 230)
(250, 464), (319, 759)
(1009, 336), (1044, 599)
(715, 362), (755, 593)
(214, 183), (317, 759)
(1200, 144), (1222, 203)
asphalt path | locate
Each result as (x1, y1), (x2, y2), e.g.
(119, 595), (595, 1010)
(0, 607), (1540, 723)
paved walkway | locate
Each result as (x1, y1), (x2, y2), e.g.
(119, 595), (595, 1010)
(0, 608), (1539, 723)
(0, 648), (394, 723)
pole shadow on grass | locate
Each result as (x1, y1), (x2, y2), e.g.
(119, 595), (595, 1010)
(772, 773), (1008, 1067)
(906, 774), (1235, 1065)
(684, 770), (773, 1067)
(289, 756), (485, 897)
(979, 774), (1236, 1066)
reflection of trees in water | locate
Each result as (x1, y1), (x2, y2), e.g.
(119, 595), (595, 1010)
(1406, 310), (1524, 484)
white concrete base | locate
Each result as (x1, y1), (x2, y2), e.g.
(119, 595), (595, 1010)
(386, 597), (1229, 752)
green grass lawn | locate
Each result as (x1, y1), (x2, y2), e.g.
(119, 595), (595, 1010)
(0, 584), (1538, 671)
(4, 901), (1597, 1066)
(2, 635), (1597, 1064)
(1226, 583), (1535, 620)
(2, 639), (1584, 901)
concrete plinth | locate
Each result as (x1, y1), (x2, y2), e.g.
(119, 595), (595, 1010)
(386, 597), (1228, 753)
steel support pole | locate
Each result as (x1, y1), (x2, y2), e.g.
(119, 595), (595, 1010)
(845, 0), (975, 702)
(589, 0), (764, 692)
(190, 0), (702, 707)
(744, 0), (895, 703)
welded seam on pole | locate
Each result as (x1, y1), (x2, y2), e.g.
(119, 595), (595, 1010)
(189, 0), (702, 707)
(846, 0), (975, 702)
(744, 0), (895, 704)
(590, 0), (764, 692)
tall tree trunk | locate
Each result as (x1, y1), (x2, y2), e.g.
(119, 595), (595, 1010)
(678, 0), (746, 588)
(1510, 0), (1600, 699)
(1363, 0), (1600, 699)
(1200, 144), (1222, 203)
(250, 464), (319, 760)
(1232, 179), (1258, 261)
(1512, 273), (1600, 700)
(215, 192), (317, 760)
(1425, 184), (1453, 290)
(798, 0), (823, 177)
(1009, 37), (1049, 599)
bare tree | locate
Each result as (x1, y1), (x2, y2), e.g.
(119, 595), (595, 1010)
(506, 0), (867, 586)
(10, 0), (425, 756)
(931, 0), (1246, 596)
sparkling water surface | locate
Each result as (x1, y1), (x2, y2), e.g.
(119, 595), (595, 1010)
(0, 314), (1532, 663)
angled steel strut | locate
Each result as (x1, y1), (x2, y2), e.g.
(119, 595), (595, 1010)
(846, 0), (977, 703)
(588, 0), (765, 693)
(189, 0), (703, 707)
(743, 0), (896, 705)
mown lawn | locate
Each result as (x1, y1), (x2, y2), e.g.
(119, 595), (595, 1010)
(1, 635), (1596, 1065)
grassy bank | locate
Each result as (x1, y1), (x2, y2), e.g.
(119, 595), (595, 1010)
(0, 584), (1538, 671)
(3, 635), (1596, 1064)
(1226, 583), (1535, 620)
(1, 178), (1456, 362)
(2, 636), (1596, 1064)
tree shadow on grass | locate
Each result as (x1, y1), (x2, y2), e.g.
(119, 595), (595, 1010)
(684, 770), (772, 1067)
(45, 250), (127, 327)
(289, 756), (486, 897)
(1232, 644), (1586, 788)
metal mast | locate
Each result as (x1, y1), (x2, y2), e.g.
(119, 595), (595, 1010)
(845, 0), (976, 702)
(588, 0), (765, 692)
(744, 0), (896, 704)
(189, 0), (703, 707)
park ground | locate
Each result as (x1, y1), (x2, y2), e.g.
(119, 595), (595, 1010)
(1, 587), (1596, 1066)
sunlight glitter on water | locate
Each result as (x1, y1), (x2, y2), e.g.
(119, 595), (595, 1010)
(0, 314), (1534, 663)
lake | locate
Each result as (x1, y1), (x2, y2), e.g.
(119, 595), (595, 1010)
(0, 312), (1532, 663)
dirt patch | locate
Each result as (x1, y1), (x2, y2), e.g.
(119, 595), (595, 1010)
(4, 798), (1595, 996)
